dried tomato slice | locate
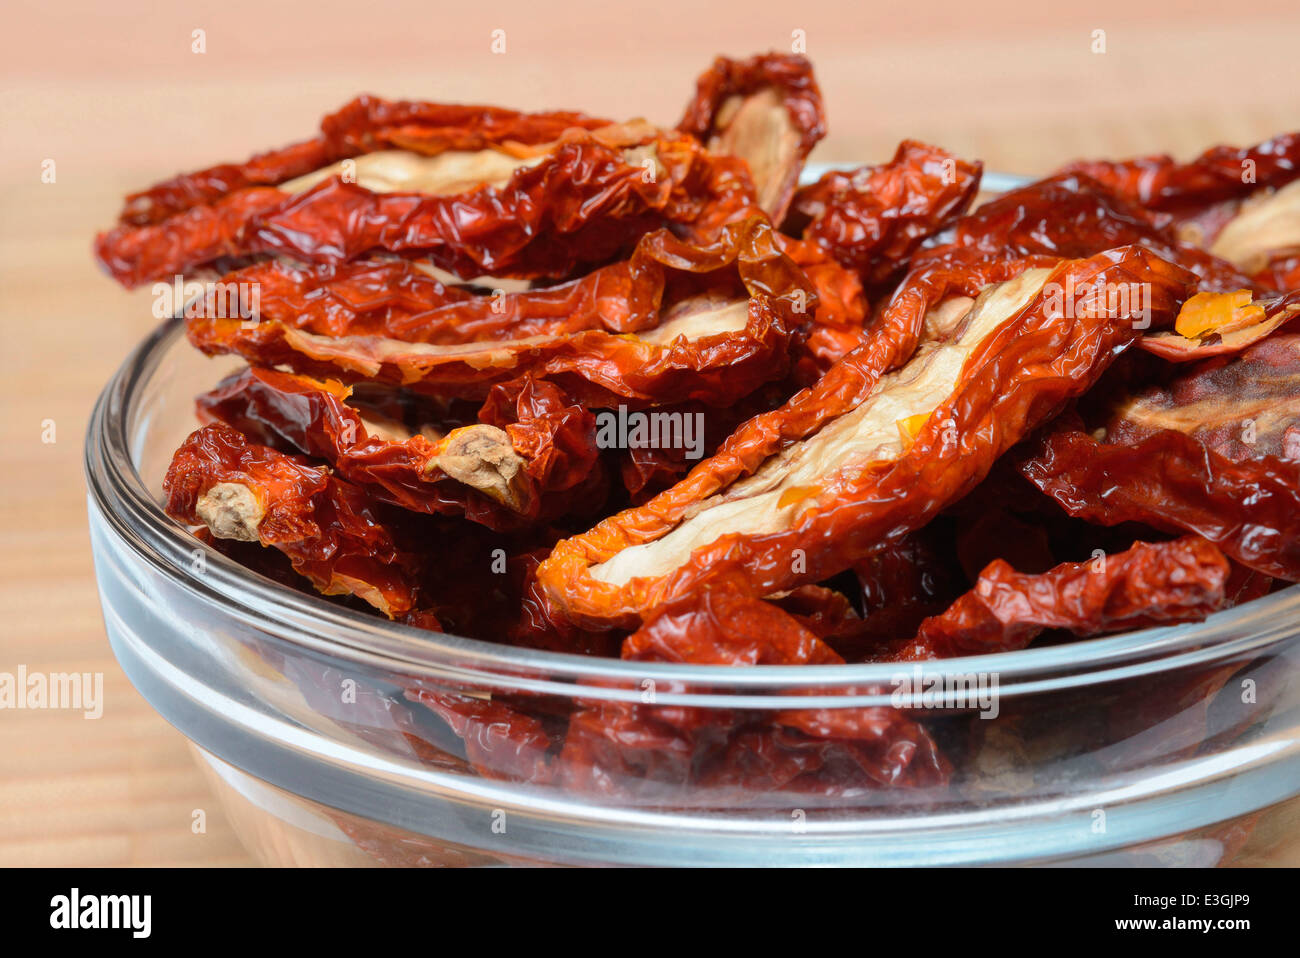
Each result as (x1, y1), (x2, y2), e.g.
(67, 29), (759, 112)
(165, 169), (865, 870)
(623, 587), (844, 665)
(1020, 331), (1300, 579)
(1107, 331), (1300, 460)
(678, 52), (826, 223)
(1020, 427), (1300, 581)
(787, 140), (982, 286)
(196, 258), (476, 339)
(613, 588), (950, 791)
(880, 536), (1231, 660)
(215, 214), (812, 346)
(1139, 289), (1300, 360)
(476, 376), (604, 496)
(538, 246), (1197, 628)
(96, 124), (761, 288)
(185, 217), (812, 407)
(163, 421), (423, 615)
(405, 688), (560, 784)
(117, 95), (610, 228)
(777, 235), (872, 376)
(1056, 134), (1300, 290)
(1056, 131), (1300, 215)
(920, 172), (1256, 294)
(536, 252), (1037, 618)
(546, 588), (949, 797)
(318, 95), (602, 160)
(196, 366), (605, 529)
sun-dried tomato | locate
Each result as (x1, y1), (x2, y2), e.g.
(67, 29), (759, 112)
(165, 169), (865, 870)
(623, 587), (844, 665)
(768, 584), (862, 641)
(1055, 132), (1300, 215)
(787, 140), (982, 286)
(918, 172), (1256, 293)
(199, 258), (476, 339)
(163, 421), (424, 615)
(678, 52), (826, 222)
(776, 235), (872, 376)
(119, 138), (341, 230)
(1106, 331), (1300, 459)
(217, 213), (820, 347)
(540, 247), (1197, 628)
(552, 250), (1060, 551)
(1058, 135), (1300, 291)
(316, 95), (602, 163)
(116, 95), (611, 228)
(96, 124), (761, 288)
(196, 366), (605, 529)
(880, 536), (1231, 660)
(1019, 330), (1300, 580)
(1020, 424), (1300, 581)
(405, 688), (560, 783)
(555, 699), (950, 798)
(185, 217), (812, 407)
(1138, 289), (1300, 360)
(476, 376), (602, 492)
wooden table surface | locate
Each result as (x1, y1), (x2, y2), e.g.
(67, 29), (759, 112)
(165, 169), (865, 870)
(2, 0), (1298, 866)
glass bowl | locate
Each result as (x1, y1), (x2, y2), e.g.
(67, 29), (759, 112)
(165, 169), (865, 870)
(86, 311), (1300, 868)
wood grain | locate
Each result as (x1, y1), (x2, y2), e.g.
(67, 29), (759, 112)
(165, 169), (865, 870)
(1, 0), (1297, 867)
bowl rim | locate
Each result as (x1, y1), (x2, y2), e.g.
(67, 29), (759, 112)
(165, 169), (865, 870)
(84, 177), (1300, 700)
